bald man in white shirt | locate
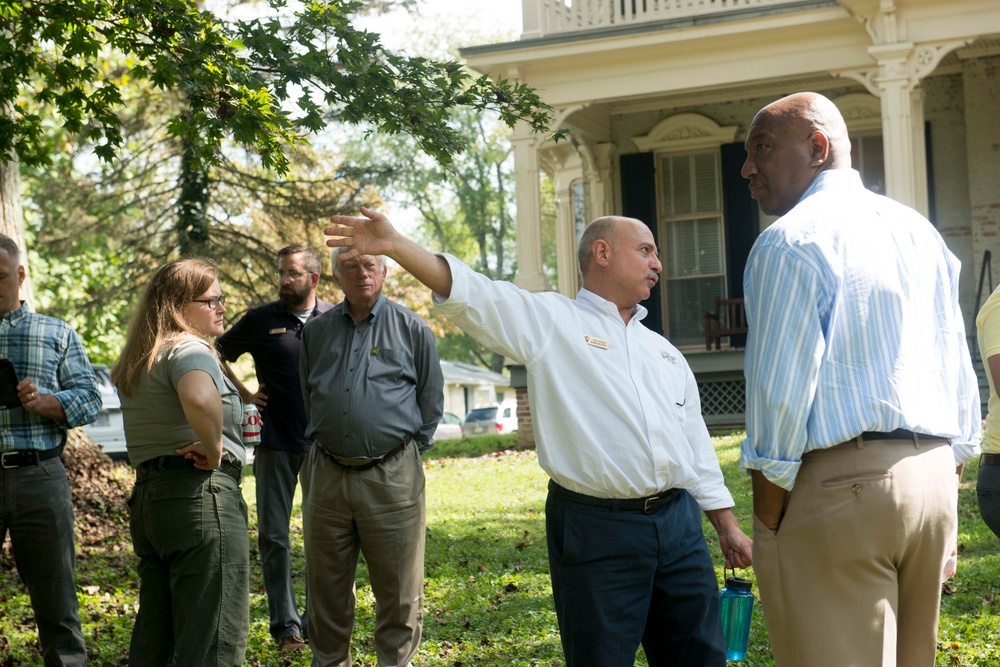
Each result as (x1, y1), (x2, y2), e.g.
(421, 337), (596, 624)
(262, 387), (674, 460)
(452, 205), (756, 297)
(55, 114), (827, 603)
(324, 208), (752, 667)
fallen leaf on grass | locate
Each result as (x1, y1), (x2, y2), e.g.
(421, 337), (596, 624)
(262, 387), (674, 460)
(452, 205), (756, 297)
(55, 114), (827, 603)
(515, 530), (530, 549)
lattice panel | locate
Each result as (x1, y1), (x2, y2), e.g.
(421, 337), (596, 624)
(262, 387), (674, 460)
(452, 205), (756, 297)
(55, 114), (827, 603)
(698, 378), (746, 417)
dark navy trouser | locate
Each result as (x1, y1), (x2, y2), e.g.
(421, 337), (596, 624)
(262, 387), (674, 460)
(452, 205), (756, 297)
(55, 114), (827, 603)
(978, 461), (1000, 539)
(254, 446), (309, 640)
(545, 486), (725, 667)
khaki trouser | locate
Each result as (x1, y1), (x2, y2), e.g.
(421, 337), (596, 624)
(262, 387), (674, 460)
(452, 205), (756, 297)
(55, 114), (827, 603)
(753, 437), (957, 667)
(302, 442), (425, 667)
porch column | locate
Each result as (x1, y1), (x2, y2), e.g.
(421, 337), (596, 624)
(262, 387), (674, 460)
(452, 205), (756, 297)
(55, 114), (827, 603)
(868, 42), (928, 216)
(552, 145), (583, 297)
(511, 120), (550, 291)
(589, 142), (617, 218)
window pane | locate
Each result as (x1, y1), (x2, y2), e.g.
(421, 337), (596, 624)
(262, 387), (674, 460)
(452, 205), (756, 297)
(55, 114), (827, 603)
(572, 180), (589, 242)
(666, 276), (726, 346)
(858, 135), (885, 195)
(661, 155), (693, 216)
(697, 218), (723, 273)
(693, 153), (720, 212)
(666, 218), (723, 277)
(668, 220), (697, 277)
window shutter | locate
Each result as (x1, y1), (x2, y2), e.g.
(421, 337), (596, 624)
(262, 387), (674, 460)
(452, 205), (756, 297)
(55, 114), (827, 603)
(620, 152), (662, 335)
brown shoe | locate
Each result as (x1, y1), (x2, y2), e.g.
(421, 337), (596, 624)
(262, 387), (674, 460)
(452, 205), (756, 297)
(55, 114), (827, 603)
(278, 634), (307, 652)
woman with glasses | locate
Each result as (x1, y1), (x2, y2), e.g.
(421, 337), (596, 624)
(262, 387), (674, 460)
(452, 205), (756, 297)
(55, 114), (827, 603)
(112, 258), (249, 666)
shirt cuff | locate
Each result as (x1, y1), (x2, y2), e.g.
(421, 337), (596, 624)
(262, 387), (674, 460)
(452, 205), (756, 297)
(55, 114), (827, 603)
(55, 391), (92, 428)
(952, 438), (982, 466)
(739, 438), (801, 491)
(432, 254), (470, 311)
(690, 484), (736, 512)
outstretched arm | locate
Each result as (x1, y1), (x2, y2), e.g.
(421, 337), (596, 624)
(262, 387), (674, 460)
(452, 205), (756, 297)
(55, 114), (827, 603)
(326, 207), (454, 297)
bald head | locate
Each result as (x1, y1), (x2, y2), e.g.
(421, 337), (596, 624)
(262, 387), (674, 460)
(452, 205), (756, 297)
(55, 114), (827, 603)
(742, 92), (852, 216)
(577, 216), (662, 323)
(578, 216), (628, 277)
(758, 92), (851, 162)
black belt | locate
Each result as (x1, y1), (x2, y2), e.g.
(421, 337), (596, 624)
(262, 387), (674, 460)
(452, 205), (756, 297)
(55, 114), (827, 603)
(137, 456), (242, 484)
(860, 429), (923, 441)
(982, 453), (1000, 467)
(0, 447), (62, 469)
(548, 480), (680, 515)
(319, 437), (411, 471)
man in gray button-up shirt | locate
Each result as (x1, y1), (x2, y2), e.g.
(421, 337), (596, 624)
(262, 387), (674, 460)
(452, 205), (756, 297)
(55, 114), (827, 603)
(299, 250), (443, 667)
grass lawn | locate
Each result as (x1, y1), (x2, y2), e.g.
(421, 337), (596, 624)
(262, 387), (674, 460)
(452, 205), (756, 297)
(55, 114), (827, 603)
(1, 432), (999, 665)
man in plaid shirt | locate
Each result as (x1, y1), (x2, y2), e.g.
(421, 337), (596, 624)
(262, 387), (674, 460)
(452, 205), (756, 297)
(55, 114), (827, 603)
(0, 234), (101, 666)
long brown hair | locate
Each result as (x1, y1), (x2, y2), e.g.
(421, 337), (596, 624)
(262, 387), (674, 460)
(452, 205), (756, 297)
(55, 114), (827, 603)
(112, 258), (219, 396)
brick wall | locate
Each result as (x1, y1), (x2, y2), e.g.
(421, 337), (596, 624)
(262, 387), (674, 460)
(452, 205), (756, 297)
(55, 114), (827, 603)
(515, 386), (535, 450)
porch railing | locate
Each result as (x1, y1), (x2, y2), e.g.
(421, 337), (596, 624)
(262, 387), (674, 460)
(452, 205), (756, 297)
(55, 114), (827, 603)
(523, 0), (812, 38)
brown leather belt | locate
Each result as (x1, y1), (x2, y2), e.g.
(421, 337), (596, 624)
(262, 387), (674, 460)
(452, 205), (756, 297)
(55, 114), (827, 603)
(981, 453), (1000, 467)
(548, 480), (680, 515)
(860, 429), (921, 440)
(320, 436), (412, 471)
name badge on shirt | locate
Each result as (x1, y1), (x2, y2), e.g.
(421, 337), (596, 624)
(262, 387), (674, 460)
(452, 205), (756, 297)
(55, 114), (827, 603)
(269, 327), (286, 335)
(584, 335), (609, 350)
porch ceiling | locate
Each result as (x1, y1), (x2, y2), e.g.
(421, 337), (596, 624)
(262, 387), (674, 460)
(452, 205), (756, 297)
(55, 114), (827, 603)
(463, 2), (1000, 113)
(464, 6), (871, 109)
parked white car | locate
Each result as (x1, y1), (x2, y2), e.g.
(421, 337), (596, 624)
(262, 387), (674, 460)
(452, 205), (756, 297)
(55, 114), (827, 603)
(433, 411), (464, 440)
(83, 364), (128, 460)
(461, 401), (518, 438)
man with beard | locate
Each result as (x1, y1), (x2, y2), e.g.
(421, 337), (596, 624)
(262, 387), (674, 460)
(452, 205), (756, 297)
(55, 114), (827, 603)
(217, 243), (332, 652)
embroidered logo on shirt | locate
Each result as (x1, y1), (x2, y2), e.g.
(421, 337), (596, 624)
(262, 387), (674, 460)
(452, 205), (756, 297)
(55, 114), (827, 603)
(269, 327), (286, 335)
(661, 351), (678, 366)
(371, 347), (380, 355)
(584, 336), (609, 350)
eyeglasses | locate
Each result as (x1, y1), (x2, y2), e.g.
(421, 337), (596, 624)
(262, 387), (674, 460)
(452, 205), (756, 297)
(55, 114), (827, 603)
(192, 295), (226, 309)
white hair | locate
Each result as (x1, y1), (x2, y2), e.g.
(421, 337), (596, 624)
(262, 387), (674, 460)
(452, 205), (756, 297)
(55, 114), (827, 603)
(329, 247), (387, 277)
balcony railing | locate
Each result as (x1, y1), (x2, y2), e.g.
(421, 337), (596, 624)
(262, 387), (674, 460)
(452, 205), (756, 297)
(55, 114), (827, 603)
(522, 0), (811, 38)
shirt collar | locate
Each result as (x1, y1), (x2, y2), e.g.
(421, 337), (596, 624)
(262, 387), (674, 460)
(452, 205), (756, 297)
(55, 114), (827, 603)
(272, 297), (328, 319)
(338, 293), (385, 323)
(3, 301), (29, 326)
(797, 168), (865, 205)
(576, 289), (648, 324)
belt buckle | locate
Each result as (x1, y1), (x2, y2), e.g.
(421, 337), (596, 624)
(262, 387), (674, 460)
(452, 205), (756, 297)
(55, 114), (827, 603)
(1, 451), (18, 469)
(643, 496), (658, 514)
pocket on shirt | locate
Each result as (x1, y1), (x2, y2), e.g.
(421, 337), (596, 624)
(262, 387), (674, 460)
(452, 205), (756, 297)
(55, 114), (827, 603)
(367, 348), (403, 385)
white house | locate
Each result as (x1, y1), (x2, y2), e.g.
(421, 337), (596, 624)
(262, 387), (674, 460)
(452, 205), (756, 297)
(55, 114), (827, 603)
(440, 359), (512, 419)
(462, 0), (1000, 427)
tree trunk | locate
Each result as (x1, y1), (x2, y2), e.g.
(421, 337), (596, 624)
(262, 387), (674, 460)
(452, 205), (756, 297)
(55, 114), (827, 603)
(0, 154), (34, 308)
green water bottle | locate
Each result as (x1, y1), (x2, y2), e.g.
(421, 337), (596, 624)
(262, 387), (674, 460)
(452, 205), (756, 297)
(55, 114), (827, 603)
(720, 570), (754, 661)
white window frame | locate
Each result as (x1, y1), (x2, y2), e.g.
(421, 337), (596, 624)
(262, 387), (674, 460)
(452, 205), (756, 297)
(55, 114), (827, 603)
(633, 114), (737, 347)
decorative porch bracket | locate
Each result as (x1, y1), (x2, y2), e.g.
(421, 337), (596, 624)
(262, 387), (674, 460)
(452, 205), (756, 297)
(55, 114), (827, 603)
(834, 1), (969, 216)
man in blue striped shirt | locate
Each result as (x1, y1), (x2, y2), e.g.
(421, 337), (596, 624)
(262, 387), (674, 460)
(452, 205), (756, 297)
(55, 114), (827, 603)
(740, 93), (980, 667)
(0, 234), (101, 666)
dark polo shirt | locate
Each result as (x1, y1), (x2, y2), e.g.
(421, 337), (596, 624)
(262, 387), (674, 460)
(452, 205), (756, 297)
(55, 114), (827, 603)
(216, 298), (332, 452)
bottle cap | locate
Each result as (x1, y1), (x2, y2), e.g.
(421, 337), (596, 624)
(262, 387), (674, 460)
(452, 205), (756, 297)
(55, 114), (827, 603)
(725, 575), (752, 592)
